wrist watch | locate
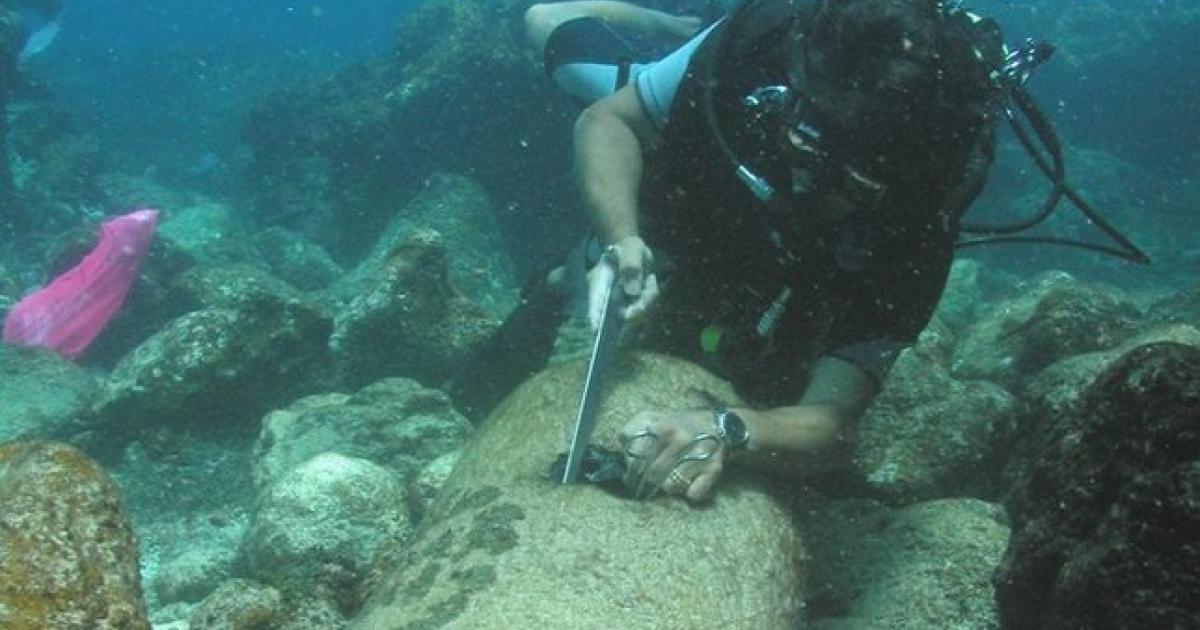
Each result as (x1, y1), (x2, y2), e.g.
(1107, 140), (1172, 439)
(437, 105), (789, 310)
(714, 406), (751, 452)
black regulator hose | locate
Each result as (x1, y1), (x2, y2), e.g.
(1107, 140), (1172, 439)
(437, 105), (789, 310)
(958, 87), (1150, 264)
(961, 87), (1064, 235)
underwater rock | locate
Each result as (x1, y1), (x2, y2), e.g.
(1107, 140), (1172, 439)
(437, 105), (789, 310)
(150, 547), (235, 607)
(352, 353), (807, 629)
(358, 172), (517, 314)
(803, 497), (1009, 629)
(254, 226), (344, 291)
(952, 271), (1140, 389)
(0, 441), (150, 629)
(932, 257), (986, 332)
(157, 201), (258, 266)
(406, 451), (462, 525)
(1148, 282), (1200, 328)
(995, 342), (1200, 629)
(242, 453), (411, 611)
(0, 261), (17, 311)
(1023, 323), (1200, 422)
(98, 173), (196, 214)
(855, 348), (1019, 503)
(251, 377), (472, 491)
(188, 578), (284, 630)
(0, 343), (99, 443)
(95, 289), (333, 437)
(168, 262), (314, 312)
(330, 229), (497, 389)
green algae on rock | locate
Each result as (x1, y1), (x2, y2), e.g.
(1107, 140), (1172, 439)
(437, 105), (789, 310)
(0, 441), (149, 629)
(352, 352), (808, 630)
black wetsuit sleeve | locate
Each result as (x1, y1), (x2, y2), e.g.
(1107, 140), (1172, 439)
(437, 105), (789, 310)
(823, 232), (956, 385)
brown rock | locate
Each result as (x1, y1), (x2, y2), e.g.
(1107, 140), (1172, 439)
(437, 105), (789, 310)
(0, 441), (149, 629)
(352, 353), (808, 629)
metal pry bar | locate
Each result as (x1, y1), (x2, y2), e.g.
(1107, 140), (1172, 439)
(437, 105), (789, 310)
(560, 249), (625, 484)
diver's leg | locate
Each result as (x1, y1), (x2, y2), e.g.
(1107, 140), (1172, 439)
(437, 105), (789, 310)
(525, 1), (700, 54)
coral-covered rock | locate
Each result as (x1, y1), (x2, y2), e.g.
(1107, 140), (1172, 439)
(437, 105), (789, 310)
(356, 173), (517, 313)
(855, 349), (1019, 503)
(242, 453), (411, 610)
(406, 450), (461, 524)
(952, 272), (1140, 388)
(352, 353), (807, 629)
(251, 377), (472, 490)
(0, 344), (99, 442)
(995, 342), (1200, 629)
(329, 229), (497, 389)
(254, 226), (344, 291)
(188, 579), (283, 630)
(95, 288), (333, 436)
(0, 441), (149, 629)
(804, 497), (1009, 629)
(932, 258), (986, 332)
(149, 546), (236, 607)
(1023, 324), (1200, 421)
(167, 263), (313, 312)
(157, 201), (258, 266)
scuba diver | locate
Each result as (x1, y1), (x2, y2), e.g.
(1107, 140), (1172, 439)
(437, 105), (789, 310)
(450, 0), (1145, 502)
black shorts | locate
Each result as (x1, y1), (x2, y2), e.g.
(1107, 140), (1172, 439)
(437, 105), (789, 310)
(542, 17), (663, 105)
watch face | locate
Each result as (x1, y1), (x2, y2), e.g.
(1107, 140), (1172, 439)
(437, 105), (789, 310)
(719, 409), (749, 448)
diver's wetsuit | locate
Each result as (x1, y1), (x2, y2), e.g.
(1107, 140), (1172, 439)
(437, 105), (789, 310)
(451, 0), (994, 417)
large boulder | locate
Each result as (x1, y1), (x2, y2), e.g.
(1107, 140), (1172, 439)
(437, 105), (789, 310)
(329, 229), (497, 389)
(254, 226), (345, 292)
(352, 352), (808, 629)
(95, 287), (333, 438)
(0, 344), (99, 442)
(0, 441), (149, 629)
(855, 349), (1019, 503)
(187, 579), (283, 630)
(1023, 323), (1200, 421)
(804, 497), (1009, 629)
(995, 342), (1200, 629)
(345, 173), (517, 314)
(156, 201), (258, 266)
(952, 272), (1140, 389)
(242, 453), (412, 623)
(251, 377), (472, 490)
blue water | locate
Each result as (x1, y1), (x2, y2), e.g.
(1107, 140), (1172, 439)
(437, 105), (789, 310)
(32, 0), (422, 177)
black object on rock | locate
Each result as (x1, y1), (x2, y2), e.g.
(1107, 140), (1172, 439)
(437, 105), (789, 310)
(994, 342), (1200, 629)
(547, 445), (628, 497)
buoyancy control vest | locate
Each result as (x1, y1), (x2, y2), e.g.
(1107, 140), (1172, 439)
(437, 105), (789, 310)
(636, 0), (1002, 401)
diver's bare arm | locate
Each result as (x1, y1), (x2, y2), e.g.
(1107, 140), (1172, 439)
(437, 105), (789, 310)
(573, 84), (659, 244)
(734, 356), (878, 455)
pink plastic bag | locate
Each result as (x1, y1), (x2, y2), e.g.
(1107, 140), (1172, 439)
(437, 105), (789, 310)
(3, 209), (159, 359)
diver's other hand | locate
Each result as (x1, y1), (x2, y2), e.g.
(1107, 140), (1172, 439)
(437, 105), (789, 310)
(619, 409), (725, 503)
(586, 236), (658, 329)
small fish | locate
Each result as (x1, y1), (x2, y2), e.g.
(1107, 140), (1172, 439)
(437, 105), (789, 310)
(19, 21), (61, 62)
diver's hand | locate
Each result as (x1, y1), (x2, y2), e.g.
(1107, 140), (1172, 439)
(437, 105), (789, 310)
(586, 236), (659, 329)
(618, 409), (726, 503)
